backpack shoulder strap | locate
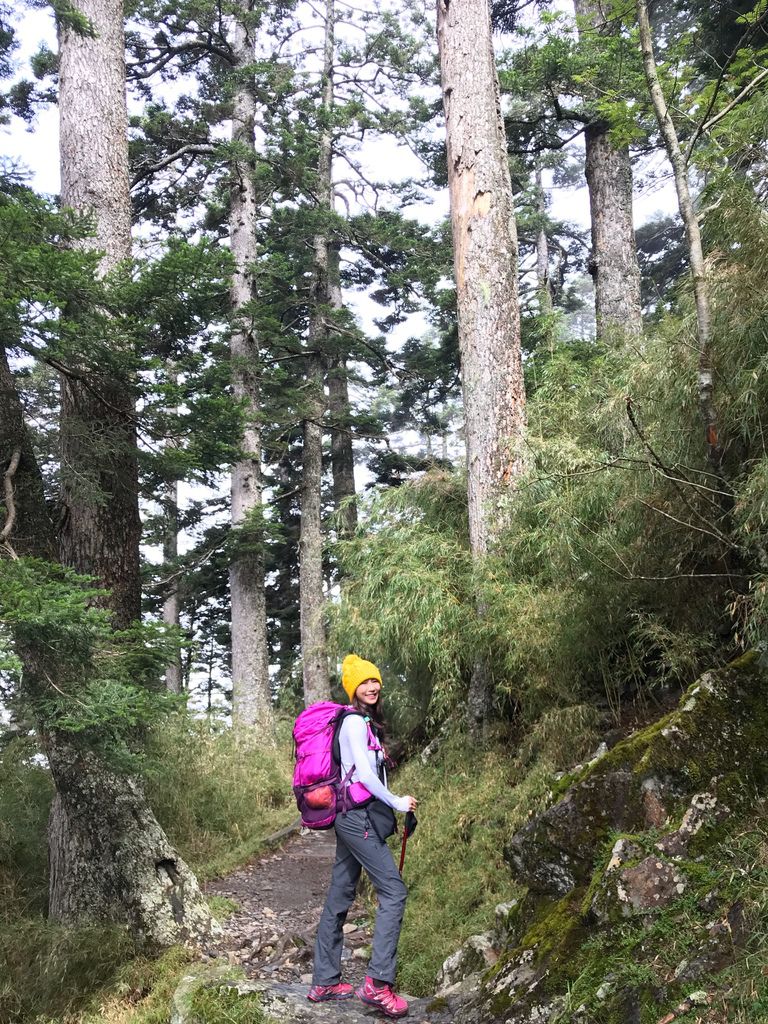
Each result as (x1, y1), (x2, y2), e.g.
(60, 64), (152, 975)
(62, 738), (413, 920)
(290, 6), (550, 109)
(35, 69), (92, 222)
(331, 707), (368, 766)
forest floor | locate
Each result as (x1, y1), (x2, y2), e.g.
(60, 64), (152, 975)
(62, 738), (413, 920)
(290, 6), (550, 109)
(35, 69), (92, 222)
(202, 828), (453, 1023)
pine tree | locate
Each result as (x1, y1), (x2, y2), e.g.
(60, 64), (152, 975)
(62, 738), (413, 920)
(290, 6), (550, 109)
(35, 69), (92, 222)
(0, 187), (215, 942)
(228, 0), (273, 730)
(40, 0), (215, 940)
(437, 0), (526, 734)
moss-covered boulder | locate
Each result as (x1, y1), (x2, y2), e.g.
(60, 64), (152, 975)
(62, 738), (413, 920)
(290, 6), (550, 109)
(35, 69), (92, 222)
(504, 656), (768, 897)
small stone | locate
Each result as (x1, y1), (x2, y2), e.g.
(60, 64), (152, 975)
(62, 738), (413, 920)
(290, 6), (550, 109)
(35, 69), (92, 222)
(342, 923), (358, 934)
(673, 960), (689, 979)
(595, 981), (614, 1000)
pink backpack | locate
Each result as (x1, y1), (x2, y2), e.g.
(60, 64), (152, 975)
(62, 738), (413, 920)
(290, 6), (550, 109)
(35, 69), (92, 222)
(292, 702), (379, 829)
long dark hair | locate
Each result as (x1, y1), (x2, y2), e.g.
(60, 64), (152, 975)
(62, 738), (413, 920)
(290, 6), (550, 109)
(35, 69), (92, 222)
(352, 693), (388, 750)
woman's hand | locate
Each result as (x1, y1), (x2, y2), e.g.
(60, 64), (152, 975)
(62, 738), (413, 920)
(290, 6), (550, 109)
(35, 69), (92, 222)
(403, 795), (418, 812)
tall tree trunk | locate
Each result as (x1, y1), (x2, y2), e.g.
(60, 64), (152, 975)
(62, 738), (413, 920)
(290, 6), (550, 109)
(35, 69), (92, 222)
(228, 0), (273, 730)
(162, 477), (183, 693)
(534, 161), (556, 354)
(573, 0), (643, 343)
(327, 251), (357, 541)
(534, 162), (554, 316)
(300, 0), (339, 705)
(636, 0), (721, 470)
(1, 343), (215, 945)
(437, 0), (526, 736)
(58, 0), (141, 625)
(299, 370), (328, 705)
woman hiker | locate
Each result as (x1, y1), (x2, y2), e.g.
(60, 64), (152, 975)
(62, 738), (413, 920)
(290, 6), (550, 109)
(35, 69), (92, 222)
(308, 654), (418, 1019)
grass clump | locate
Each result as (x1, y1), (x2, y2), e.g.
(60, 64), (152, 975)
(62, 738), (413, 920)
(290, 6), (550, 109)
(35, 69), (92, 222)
(77, 946), (193, 1024)
(140, 715), (296, 878)
(188, 985), (273, 1024)
(207, 895), (240, 921)
(0, 919), (137, 1024)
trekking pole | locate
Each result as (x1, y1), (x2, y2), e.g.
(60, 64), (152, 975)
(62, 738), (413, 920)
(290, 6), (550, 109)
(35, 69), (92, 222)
(398, 811), (417, 876)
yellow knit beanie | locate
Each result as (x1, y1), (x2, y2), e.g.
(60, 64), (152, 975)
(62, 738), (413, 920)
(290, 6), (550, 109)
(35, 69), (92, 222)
(341, 654), (382, 702)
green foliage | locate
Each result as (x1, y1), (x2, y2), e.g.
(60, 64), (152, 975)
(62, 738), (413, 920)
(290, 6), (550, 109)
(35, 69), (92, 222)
(0, 559), (182, 761)
(330, 472), (474, 728)
(141, 716), (295, 877)
(0, 738), (53, 921)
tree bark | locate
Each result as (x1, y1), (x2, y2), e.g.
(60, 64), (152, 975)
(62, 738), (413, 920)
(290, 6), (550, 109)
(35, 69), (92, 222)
(437, 0), (526, 735)
(636, 0), (721, 470)
(48, 0), (215, 941)
(300, 0), (340, 705)
(535, 162), (554, 317)
(327, 251), (357, 541)
(58, 0), (142, 626)
(1, 342), (215, 945)
(162, 477), (183, 693)
(228, 0), (273, 730)
(573, 0), (643, 343)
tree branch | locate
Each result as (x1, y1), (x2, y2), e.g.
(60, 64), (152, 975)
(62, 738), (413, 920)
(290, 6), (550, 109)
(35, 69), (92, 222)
(131, 143), (218, 187)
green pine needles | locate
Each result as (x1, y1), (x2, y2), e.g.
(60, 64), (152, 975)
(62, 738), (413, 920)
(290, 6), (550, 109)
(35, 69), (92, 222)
(0, 558), (182, 763)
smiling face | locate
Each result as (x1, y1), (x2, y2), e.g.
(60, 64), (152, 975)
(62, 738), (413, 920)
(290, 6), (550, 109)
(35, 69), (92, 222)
(354, 678), (381, 706)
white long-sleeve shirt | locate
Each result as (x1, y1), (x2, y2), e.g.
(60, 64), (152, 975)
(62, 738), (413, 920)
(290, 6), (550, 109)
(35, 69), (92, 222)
(338, 713), (410, 813)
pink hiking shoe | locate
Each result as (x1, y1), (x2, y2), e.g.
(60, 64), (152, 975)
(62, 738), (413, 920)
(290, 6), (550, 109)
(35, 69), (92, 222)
(356, 976), (409, 1018)
(307, 981), (355, 1002)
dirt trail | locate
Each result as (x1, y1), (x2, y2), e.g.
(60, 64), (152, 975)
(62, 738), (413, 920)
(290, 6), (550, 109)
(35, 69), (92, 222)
(203, 828), (454, 1022)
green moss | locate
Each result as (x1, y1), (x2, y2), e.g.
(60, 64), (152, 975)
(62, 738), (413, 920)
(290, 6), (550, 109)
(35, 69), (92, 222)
(548, 766), (588, 801)
(518, 892), (586, 965)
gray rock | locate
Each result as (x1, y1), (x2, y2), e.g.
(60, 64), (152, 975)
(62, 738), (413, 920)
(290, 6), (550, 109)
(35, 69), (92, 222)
(617, 856), (687, 915)
(504, 770), (644, 896)
(435, 933), (498, 996)
(493, 900), (522, 944)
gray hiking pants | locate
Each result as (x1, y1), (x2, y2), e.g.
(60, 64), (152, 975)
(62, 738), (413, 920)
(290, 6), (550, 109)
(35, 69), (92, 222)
(312, 806), (407, 986)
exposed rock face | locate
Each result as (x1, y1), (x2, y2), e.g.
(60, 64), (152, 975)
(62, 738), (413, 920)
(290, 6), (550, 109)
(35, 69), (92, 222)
(655, 791), (727, 858)
(673, 901), (747, 982)
(452, 656), (768, 1023)
(614, 855), (686, 915)
(504, 770), (644, 896)
(504, 656), (766, 900)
